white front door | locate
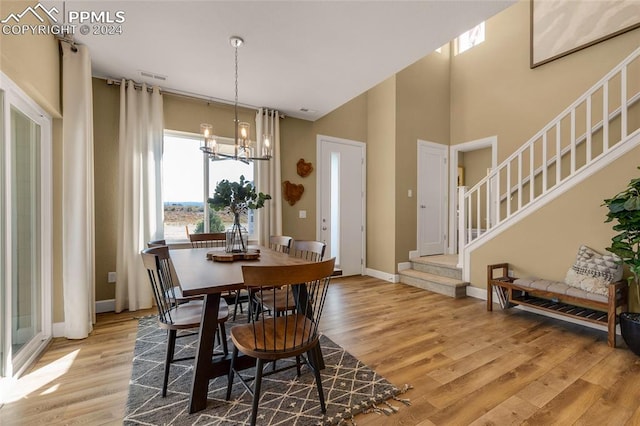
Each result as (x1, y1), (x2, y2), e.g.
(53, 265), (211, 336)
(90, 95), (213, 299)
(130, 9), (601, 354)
(417, 141), (447, 256)
(317, 136), (365, 276)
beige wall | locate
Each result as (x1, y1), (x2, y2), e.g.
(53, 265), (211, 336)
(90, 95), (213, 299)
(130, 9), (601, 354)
(93, 81), (119, 301)
(395, 48), (451, 264)
(366, 77), (397, 273)
(0, 2), (63, 321)
(0, 1), (61, 117)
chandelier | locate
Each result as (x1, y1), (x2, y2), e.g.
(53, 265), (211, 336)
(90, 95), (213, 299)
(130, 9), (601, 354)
(200, 36), (272, 163)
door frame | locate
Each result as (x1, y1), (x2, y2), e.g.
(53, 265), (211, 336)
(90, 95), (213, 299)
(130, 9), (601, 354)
(316, 134), (366, 275)
(0, 72), (53, 379)
(448, 136), (497, 254)
(417, 140), (448, 257)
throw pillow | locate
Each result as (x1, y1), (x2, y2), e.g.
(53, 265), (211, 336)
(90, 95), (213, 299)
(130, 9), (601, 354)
(564, 245), (622, 296)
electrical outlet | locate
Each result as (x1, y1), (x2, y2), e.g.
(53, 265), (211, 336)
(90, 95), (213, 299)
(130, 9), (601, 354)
(108, 271), (117, 283)
(508, 269), (514, 277)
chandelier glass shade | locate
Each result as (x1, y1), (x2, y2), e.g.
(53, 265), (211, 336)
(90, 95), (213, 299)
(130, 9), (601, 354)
(200, 36), (272, 163)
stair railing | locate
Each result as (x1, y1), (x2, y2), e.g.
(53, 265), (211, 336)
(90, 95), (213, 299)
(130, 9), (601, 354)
(458, 46), (640, 268)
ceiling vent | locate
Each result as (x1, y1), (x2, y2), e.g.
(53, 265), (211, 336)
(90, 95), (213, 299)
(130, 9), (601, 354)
(139, 70), (167, 81)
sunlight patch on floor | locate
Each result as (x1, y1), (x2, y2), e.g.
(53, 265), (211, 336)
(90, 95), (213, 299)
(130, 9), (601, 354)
(0, 350), (79, 404)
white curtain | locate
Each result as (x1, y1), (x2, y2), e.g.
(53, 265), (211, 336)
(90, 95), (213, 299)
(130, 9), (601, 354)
(61, 43), (96, 339)
(256, 108), (282, 245)
(115, 81), (164, 313)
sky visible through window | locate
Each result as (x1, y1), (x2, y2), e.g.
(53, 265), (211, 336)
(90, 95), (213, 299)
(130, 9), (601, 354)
(163, 133), (253, 203)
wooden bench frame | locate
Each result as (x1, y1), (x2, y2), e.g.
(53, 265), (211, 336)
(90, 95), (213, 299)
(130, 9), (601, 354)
(487, 263), (629, 348)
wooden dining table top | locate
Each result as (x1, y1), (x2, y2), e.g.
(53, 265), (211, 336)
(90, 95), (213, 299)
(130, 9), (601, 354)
(170, 246), (312, 297)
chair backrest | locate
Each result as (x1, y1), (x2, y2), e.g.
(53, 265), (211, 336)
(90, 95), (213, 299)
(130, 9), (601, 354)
(269, 235), (292, 254)
(141, 246), (178, 324)
(189, 232), (226, 248)
(241, 258), (335, 353)
(147, 239), (167, 248)
(290, 240), (325, 262)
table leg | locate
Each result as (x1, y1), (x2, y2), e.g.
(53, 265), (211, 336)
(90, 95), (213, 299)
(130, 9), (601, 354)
(189, 293), (220, 413)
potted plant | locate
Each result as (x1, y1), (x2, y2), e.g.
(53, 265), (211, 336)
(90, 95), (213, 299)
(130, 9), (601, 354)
(603, 166), (640, 355)
(209, 175), (271, 252)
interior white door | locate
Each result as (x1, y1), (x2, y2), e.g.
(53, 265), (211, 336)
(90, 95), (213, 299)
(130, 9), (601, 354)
(318, 136), (365, 276)
(417, 141), (447, 256)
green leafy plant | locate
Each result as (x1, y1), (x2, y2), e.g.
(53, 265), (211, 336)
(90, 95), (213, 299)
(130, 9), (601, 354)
(194, 210), (225, 234)
(208, 175), (271, 216)
(603, 166), (640, 305)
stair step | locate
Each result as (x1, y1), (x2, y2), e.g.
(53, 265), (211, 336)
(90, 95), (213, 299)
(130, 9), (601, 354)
(399, 269), (468, 298)
(410, 256), (462, 280)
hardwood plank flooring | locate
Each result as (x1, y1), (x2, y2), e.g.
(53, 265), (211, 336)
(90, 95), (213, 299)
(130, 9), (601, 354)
(2, 275), (640, 425)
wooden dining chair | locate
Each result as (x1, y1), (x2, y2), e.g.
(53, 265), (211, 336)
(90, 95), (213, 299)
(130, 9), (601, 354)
(140, 247), (229, 397)
(269, 235), (293, 253)
(256, 240), (327, 318)
(144, 244), (203, 304)
(226, 258), (336, 426)
(188, 232), (227, 248)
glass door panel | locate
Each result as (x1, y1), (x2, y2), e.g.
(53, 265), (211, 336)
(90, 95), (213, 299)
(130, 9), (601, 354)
(10, 106), (41, 367)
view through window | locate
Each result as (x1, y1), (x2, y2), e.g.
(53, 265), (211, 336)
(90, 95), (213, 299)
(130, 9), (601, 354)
(163, 132), (254, 241)
(455, 22), (485, 55)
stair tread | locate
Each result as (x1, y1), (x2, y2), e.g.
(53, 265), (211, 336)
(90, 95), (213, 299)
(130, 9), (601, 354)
(399, 269), (468, 287)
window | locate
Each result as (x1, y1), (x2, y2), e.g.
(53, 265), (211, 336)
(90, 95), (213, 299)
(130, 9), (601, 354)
(455, 22), (485, 55)
(162, 131), (254, 241)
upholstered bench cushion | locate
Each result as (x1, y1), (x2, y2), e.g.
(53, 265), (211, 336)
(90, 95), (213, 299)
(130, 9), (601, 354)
(513, 277), (608, 303)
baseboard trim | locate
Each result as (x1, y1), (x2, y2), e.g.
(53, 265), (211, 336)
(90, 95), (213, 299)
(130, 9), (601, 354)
(96, 299), (116, 314)
(366, 268), (399, 283)
(409, 250), (419, 259)
(397, 262), (411, 272)
(52, 322), (65, 338)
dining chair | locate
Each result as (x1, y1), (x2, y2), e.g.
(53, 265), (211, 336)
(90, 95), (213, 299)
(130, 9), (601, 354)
(140, 247), (229, 397)
(269, 235), (293, 254)
(256, 240), (327, 318)
(226, 258), (336, 426)
(188, 232), (227, 248)
(144, 244), (203, 305)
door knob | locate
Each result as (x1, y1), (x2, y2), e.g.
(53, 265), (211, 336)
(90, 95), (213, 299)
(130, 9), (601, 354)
(322, 226), (327, 230)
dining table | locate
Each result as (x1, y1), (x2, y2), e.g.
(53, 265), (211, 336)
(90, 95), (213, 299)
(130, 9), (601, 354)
(170, 245), (321, 414)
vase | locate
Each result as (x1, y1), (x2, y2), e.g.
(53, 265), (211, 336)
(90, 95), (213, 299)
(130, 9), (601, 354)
(620, 312), (640, 356)
(226, 213), (248, 253)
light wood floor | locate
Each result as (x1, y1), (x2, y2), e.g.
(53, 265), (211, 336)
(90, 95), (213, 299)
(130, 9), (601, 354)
(2, 275), (640, 425)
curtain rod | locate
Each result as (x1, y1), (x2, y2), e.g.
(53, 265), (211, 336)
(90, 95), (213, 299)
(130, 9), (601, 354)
(102, 77), (284, 118)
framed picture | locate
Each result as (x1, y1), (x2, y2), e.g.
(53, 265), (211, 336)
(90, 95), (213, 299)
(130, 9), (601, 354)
(530, 0), (640, 68)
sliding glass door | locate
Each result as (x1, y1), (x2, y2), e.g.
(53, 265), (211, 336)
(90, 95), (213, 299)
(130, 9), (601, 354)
(1, 74), (52, 379)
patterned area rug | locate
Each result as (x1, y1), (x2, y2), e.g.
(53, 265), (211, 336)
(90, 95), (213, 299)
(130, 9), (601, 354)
(124, 315), (410, 425)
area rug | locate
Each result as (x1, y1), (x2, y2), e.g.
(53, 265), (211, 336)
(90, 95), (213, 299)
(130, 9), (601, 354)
(124, 315), (411, 425)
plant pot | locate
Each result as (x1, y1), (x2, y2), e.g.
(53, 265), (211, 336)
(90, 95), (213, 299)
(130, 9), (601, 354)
(620, 312), (640, 356)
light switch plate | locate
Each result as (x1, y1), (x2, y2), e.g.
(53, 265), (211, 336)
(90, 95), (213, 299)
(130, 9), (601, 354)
(299, 210), (307, 219)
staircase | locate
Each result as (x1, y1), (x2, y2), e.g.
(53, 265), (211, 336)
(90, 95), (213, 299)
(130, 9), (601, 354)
(458, 46), (640, 281)
(399, 255), (468, 298)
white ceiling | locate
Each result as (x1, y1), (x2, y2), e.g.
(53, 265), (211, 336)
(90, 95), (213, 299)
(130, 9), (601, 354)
(50, 1), (515, 120)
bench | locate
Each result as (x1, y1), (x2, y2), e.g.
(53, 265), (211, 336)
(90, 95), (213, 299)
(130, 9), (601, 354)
(487, 263), (629, 347)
